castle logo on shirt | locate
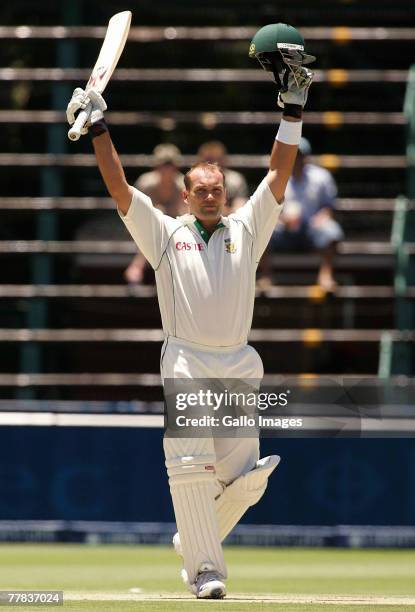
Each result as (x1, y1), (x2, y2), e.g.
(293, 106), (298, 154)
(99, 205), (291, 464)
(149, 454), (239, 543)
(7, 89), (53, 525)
(224, 238), (237, 254)
(175, 241), (205, 251)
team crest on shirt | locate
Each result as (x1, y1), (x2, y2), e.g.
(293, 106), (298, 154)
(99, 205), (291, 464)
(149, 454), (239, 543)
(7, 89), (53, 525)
(224, 238), (237, 254)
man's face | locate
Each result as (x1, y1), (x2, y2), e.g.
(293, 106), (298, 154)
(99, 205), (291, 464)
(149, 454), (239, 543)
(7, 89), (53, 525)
(183, 168), (227, 222)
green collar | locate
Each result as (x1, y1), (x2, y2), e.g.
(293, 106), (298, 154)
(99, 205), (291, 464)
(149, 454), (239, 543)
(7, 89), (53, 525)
(194, 218), (225, 244)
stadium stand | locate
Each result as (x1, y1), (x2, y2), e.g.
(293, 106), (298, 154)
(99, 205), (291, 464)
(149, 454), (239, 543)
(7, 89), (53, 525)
(0, 1), (414, 395)
(1, 0), (415, 548)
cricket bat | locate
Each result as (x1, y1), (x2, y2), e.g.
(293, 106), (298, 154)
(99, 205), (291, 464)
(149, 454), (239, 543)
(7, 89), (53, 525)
(68, 10), (132, 141)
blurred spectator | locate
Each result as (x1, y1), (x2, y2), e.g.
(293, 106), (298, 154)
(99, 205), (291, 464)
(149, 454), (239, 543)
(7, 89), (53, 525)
(124, 144), (185, 284)
(259, 138), (344, 292)
(197, 141), (248, 213)
(134, 143), (185, 216)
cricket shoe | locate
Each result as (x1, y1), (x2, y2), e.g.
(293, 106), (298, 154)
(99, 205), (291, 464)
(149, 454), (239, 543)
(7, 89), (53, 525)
(179, 563), (226, 599)
(194, 563), (226, 599)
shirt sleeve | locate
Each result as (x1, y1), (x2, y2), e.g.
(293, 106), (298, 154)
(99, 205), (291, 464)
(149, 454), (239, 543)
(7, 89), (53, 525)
(118, 187), (170, 269)
(232, 176), (284, 261)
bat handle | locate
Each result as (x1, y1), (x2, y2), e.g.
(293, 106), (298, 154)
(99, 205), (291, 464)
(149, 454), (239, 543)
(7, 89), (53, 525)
(68, 102), (92, 141)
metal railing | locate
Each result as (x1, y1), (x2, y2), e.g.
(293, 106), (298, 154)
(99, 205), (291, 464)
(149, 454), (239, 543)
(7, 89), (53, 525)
(0, 153), (407, 170)
(0, 68), (409, 84)
(0, 197), (407, 211)
(1, 25), (414, 42)
(0, 110), (405, 128)
(1, 285), (411, 299)
(378, 64), (415, 377)
(0, 328), (413, 343)
(0, 240), (410, 255)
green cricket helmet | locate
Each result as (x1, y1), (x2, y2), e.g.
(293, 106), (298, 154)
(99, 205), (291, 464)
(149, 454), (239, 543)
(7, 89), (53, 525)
(249, 23), (315, 90)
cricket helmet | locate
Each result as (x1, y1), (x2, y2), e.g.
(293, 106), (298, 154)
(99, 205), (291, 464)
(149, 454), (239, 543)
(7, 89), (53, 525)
(249, 23), (315, 90)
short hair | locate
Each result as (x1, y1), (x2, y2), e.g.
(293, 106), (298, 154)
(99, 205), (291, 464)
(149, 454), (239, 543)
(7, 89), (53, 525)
(184, 162), (226, 191)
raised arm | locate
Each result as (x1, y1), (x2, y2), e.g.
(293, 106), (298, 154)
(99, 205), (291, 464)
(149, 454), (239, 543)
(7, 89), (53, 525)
(91, 130), (134, 215)
(267, 118), (301, 203)
(66, 88), (133, 214)
(266, 66), (313, 203)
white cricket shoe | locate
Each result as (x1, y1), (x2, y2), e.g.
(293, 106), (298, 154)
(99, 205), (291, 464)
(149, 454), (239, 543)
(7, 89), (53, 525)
(194, 563), (226, 599)
(179, 562), (226, 599)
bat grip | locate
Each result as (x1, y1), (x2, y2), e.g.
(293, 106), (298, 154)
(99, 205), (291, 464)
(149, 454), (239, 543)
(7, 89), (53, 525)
(68, 102), (92, 141)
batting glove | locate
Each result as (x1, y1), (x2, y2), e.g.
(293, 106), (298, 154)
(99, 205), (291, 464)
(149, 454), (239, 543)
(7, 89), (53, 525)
(66, 87), (107, 135)
(277, 66), (314, 110)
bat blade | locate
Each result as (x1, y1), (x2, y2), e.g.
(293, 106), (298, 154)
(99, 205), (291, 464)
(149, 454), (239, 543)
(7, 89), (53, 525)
(68, 10), (132, 141)
(86, 10), (132, 94)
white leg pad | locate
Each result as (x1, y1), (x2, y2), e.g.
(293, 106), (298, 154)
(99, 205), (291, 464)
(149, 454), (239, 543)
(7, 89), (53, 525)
(216, 455), (280, 541)
(216, 455), (281, 541)
(173, 455), (281, 557)
(164, 437), (227, 585)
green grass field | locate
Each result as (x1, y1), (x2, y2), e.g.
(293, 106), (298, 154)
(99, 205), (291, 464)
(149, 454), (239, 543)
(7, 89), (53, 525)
(1, 544), (415, 611)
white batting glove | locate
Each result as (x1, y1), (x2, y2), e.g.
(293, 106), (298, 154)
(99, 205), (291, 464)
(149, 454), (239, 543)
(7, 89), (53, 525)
(86, 89), (107, 125)
(277, 67), (314, 110)
(66, 87), (107, 135)
(66, 88), (87, 125)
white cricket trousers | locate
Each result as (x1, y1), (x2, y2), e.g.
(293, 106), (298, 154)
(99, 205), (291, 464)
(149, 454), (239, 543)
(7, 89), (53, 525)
(161, 336), (263, 487)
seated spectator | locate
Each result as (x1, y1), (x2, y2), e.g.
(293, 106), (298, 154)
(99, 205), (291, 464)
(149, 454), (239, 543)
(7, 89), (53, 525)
(134, 143), (185, 216)
(259, 138), (344, 292)
(124, 144), (185, 284)
(197, 141), (248, 213)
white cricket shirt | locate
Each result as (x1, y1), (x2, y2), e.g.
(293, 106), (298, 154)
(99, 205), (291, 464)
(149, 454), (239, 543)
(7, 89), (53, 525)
(119, 177), (283, 348)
